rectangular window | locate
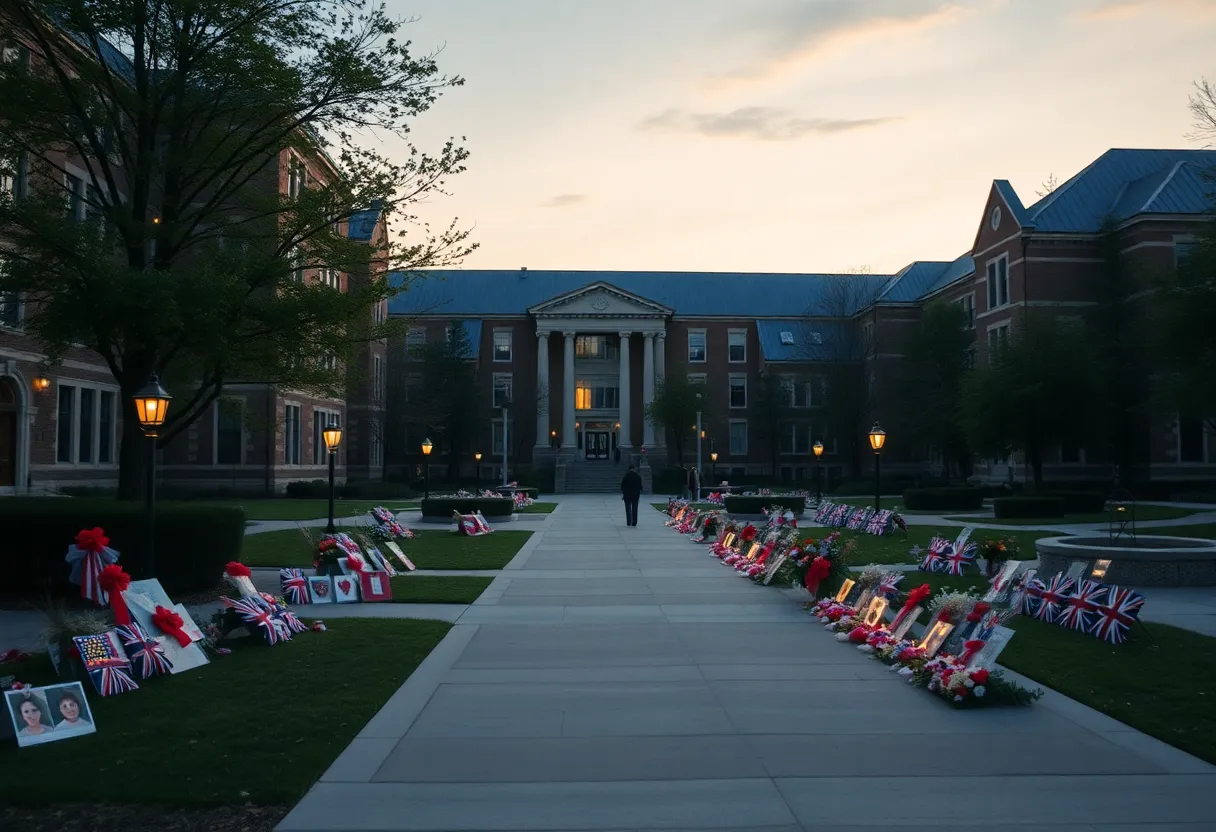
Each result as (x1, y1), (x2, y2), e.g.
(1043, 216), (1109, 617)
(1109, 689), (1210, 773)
(729, 419), (748, 456)
(216, 401), (243, 465)
(574, 384), (618, 410)
(493, 329), (513, 362)
(959, 294), (975, 328)
(66, 173), (85, 220)
(574, 335), (617, 360)
(312, 409), (339, 465)
(493, 373), (512, 409)
(787, 376), (809, 408)
(370, 431), (383, 468)
(321, 268), (340, 290)
(291, 248), (305, 283)
(373, 355), (385, 402)
(1175, 239), (1196, 269)
(493, 420), (510, 455)
(988, 323), (1010, 356)
(688, 330), (707, 363)
(57, 385), (75, 463)
(728, 374), (747, 408)
(284, 404), (301, 465)
(779, 423), (811, 455)
(406, 327), (426, 360)
(77, 387), (95, 463)
(810, 376), (826, 406)
(987, 255), (1009, 309)
(0, 290), (20, 328)
(687, 373), (707, 386)
(1179, 415), (1205, 463)
(98, 391), (114, 464)
(780, 422), (795, 455)
(728, 330), (746, 363)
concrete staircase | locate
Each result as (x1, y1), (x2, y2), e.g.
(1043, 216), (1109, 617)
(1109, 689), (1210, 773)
(563, 462), (629, 493)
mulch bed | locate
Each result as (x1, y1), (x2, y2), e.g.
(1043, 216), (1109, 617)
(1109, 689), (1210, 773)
(0, 804), (289, 831)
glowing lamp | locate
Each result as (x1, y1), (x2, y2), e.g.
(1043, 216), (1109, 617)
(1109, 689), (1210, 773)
(868, 422), (887, 452)
(323, 422), (343, 453)
(31, 375), (50, 393)
(813, 441), (824, 458)
(421, 438), (433, 456)
(133, 374), (172, 435)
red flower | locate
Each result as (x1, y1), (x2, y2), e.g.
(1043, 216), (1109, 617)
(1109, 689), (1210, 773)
(970, 669), (990, 685)
(225, 561), (252, 578)
(936, 609), (952, 623)
(74, 526), (109, 553)
(98, 564), (130, 595)
(965, 602), (992, 623)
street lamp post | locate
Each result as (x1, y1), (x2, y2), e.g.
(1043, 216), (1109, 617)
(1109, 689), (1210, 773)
(710, 451), (718, 482)
(695, 392), (703, 501)
(133, 375), (172, 578)
(868, 422), (887, 511)
(474, 451), (482, 489)
(813, 440), (824, 503)
(421, 438), (433, 499)
(323, 421), (343, 533)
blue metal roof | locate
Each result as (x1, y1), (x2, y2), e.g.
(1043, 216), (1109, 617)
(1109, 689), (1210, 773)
(388, 270), (893, 318)
(877, 261), (952, 303)
(346, 201), (382, 242)
(993, 180), (1032, 227)
(755, 320), (851, 362)
(1024, 149), (1216, 232)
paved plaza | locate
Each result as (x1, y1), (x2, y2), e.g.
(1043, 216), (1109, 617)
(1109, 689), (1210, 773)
(277, 495), (1215, 831)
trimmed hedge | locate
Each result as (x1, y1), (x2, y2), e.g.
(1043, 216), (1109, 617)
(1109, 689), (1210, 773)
(285, 479), (417, 499)
(1, 498), (245, 600)
(993, 496), (1064, 519)
(723, 495), (805, 516)
(902, 487), (986, 511)
(1044, 490), (1106, 514)
(420, 497), (515, 518)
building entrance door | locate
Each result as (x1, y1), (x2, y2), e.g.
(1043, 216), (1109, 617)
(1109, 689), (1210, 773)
(585, 431), (609, 460)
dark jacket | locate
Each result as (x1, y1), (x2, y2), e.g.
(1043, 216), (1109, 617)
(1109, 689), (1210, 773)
(620, 470), (643, 499)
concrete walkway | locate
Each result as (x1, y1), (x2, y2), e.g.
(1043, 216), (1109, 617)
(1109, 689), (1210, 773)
(277, 494), (1215, 831)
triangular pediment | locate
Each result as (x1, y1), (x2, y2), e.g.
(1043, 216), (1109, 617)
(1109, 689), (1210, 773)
(528, 282), (672, 318)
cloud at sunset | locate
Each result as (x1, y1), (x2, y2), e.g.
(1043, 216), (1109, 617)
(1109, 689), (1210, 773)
(638, 107), (900, 141)
(542, 193), (587, 208)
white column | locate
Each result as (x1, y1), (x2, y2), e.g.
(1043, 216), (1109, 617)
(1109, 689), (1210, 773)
(642, 331), (656, 447)
(535, 331), (550, 449)
(562, 331), (576, 450)
(618, 331), (632, 449)
(654, 332), (666, 448)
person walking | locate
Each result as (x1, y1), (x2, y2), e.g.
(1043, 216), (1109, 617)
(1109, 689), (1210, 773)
(620, 464), (643, 526)
(687, 465), (700, 502)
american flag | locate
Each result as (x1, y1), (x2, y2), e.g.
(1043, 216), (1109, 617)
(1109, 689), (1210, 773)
(1090, 585), (1146, 645)
(115, 621), (173, 678)
(72, 632), (128, 670)
(89, 665), (140, 696)
(1032, 573), (1076, 624)
(223, 595), (290, 645)
(1056, 579), (1108, 632)
(280, 568), (309, 605)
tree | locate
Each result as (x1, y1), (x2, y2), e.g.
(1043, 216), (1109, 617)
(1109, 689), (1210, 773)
(1036, 173), (1059, 198)
(0, 0), (476, 499)
(898, 300), (973, 480)
(811, 276), (882, 478)
(755, 372), (792, 477)
(402, 325), (482, 480)
(1152, 217), (1216, 432)
(1187, 78), (1216, 146)
(645, 375), (710, 465)
(962, 313), (1099, 489)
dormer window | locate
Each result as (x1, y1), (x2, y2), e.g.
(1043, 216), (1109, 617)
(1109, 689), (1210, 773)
(779, 331), (794, 345)
(808, 332), (823, 345)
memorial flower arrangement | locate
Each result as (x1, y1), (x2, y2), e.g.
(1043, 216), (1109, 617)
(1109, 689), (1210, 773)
(927, 587), (982, 625)
(978, 535), (1019, 575)
(369, 506), (410, 540)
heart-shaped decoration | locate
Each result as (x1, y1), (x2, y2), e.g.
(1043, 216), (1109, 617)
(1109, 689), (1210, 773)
(312, 580), (330, 597)
(338, 579), (352, 595)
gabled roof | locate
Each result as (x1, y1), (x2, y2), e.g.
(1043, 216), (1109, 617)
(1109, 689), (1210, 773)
(527, 281), (673, 316)
(1023, 148), (1216, 232)
(756, 320), (851, 362)
(993, 180), (1032, 227)
(877, 253), (976, 303)
(388, 270), (892, 318)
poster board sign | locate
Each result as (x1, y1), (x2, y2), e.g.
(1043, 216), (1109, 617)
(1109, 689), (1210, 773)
(862, 597), (889, 628)
(762, 552), (789, 586)
(917, 621), (954, 658)
(890, 606), (921, 640)
(852, 588), (874, 614)
(123, 581), (208, 674)
(969, 626), (1015, 670)
(5, 683), (97, 748)
(983, 560), (1021, 602)
(834, 579), (855, 603)
(953, 526), (975, 552)
(384, 541), (416, 572)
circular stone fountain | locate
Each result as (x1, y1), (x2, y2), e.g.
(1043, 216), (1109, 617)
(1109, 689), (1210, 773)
(1036, 535), (1216, 587)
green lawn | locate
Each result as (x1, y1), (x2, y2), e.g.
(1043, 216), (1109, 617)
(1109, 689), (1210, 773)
(832, 526), (1062, 566)
(217, 499), (419, 521)
(0, 619), (452, 806)
(240, 528), (532, 570)
(1001, 618), (1216, 765)
(942, 504), (1200, 526)
(517, 502), (557, 514)
(389, 575), (493, 603)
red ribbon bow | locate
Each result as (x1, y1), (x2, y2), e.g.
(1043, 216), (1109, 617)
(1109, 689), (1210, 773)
(966, 602), (992, 623)
(803, 556), (833, 594)
(900, 583), (932, 615)
(152, 605), (192, 647)
(225, 561), (252, 578)
(98, 565), (132, 626)
(75, 527), (109, 553)
(959, 639), (987, 665)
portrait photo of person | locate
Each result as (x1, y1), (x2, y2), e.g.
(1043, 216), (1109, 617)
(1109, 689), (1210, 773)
(46, 684), (94, 732)
(6, 691), (53, 747)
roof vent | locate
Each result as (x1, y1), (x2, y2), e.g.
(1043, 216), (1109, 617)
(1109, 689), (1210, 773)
(809, 332), (823, 345)
(779, 331), (794, 345)
(520, 266), (527, 272)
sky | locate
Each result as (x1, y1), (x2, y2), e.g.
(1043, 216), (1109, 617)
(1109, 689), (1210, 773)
(378, 0), (1216, 275)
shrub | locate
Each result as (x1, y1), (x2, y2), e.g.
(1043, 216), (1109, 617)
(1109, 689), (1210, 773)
(902, 487), (986, 511)
(420, 497), (515, 518)
(1, 498), (245, 601)
(1043, 490), (1106, 514)
(284, 480), (329, 499)
(993, 496), (1064, 519)
(339, 480), (416, 500)
(723, 495), (805, 515)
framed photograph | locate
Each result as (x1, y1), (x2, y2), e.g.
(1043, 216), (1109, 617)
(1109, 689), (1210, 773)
(917, 621), (954, 658)
(834, 579), (855, 603)
(721, 532), (736, 550)
(6, 683), (96, 748)
(1090, 558), (1113, 580)
(890, 606), (921, 640)
(851, 589), (873, 614)
(744, 542), (761, 562)
(308, 576), (334, 604)
(384, 541), (416, 572)
(762, 552), (789, 586)
(333, 575), (360, 603)
(862, 597), (889, 628)
(969, 626), (1015, 670)
(359, 571), (392, 602)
